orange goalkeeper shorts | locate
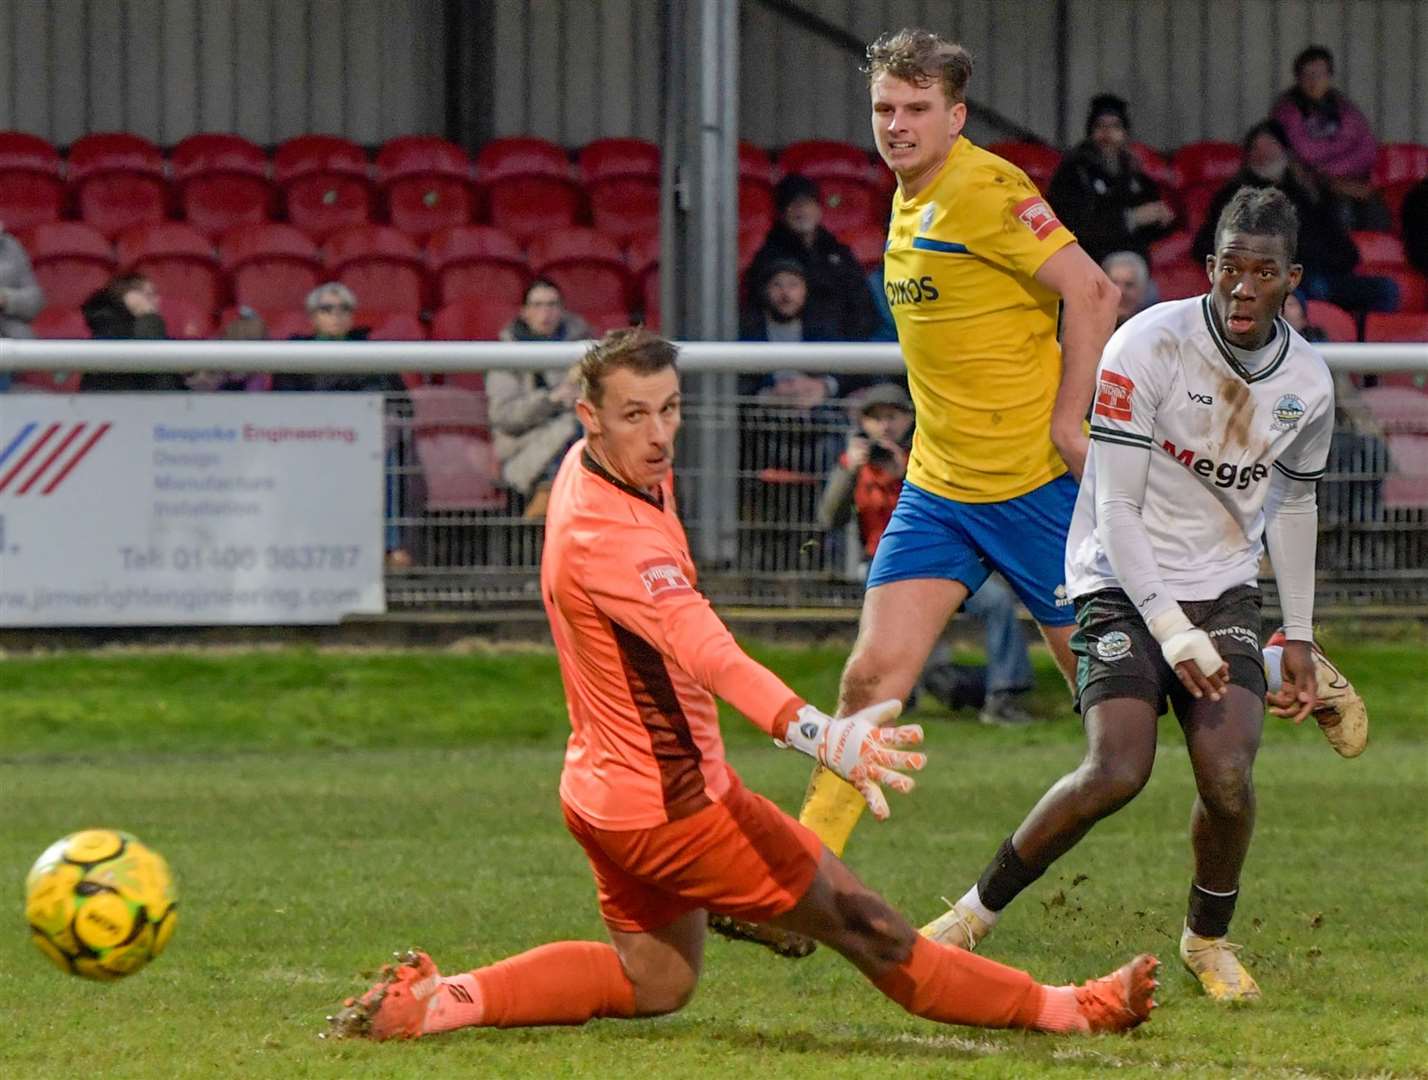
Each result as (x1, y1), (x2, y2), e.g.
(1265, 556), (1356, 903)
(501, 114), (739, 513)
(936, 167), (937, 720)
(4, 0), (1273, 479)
(562, 768), (825, 934)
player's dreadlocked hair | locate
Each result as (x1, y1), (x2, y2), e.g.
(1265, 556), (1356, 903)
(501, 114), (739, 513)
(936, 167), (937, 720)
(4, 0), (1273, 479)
(579, 327), (679, 405)
(1214, 186), (1300, 260)
(863, 28), (973, 106)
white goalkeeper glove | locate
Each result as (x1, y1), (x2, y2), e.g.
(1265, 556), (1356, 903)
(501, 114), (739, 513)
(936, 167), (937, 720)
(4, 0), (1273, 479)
(1148, 608), (1223, 675)
(779, 699), (925, 821)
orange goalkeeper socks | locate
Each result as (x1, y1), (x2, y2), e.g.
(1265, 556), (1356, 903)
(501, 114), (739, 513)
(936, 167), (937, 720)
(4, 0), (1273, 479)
(872, 935), (1045, 1029)
(422, 941), (637, 1033)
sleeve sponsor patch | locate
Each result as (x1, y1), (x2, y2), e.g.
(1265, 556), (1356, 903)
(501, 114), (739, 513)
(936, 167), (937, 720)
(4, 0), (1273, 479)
(638, 559), (694, 601)
(1093, 369), (1135, 421)
(1013, 196), (1063, 241)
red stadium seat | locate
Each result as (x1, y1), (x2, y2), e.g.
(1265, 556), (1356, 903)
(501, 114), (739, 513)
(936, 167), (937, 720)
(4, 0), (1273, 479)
(1364, 312), (1428, 342)
(181, 173), (274, 239)
(840, 224), (887, 273)
(988, 140), (1062, 191)
(359, 309), (427, 341)
(1149, 229), (1195, 269)
(283, 174), (373, 241)
(160, 295), (215, 340)
(739, 141), (775, 185)
(1129, 141), (1180, 191)
(1352, 231), (1405, 267)
(816, 177), (879, 236)
(266, 309), (316, 340)
(475, 136), (571, 183)
(0, 171), (64, 231)
(528, 227), (632, 315)
(1383, 178), (1420, 232)
(640, 272), (660, 328)
(585, 309), (633, 335)
(625, 231), (659, 276)
(1372, 143), (1428, 187)
(170, 133), (268, 182)
(738, 227), (764, 274)
(431, 296), (512, 341)
(11, 368), (84, 392)
(1172, 141), (1242, 188)
(778, 140), (873, 182)
(375, 136), (471, 183)
(1364, 267), (1428, 312)
(67, 132), (164, 181)
(1357, 386), (1428, 434)
(1304, 299), (1358, 343)
(75, 172), (168, 239)
(1177, 182), (1222, 236)
(486, 175), (583, 244)
(117, 222), (225, 313)
(626, 232), (660, 321)
(588, 176), (659, 244)
(1384, 439), (1428, 507)
(408, 385), (504, 511)
(384, 175), (475, 239)
(21, 222), (116, 308)
(739, 178), (775, 238)
(579, 138), (659, 183)
(31, 307), (92, 340)
(220, 223), (322, 312)
(1152, 261), (1208, 301)
(0, 130), (61, 173)
(426, 225), (529, 308)
(273, 134), (368, 185)
(323, 225), (426, 314)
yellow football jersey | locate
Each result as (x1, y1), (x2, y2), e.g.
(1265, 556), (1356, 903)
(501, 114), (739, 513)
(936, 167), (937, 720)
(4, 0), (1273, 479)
(884, 136), (1076, 502)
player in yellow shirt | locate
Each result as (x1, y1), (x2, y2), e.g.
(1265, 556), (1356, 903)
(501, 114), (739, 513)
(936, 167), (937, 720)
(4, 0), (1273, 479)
(711, 27), (1121, 958)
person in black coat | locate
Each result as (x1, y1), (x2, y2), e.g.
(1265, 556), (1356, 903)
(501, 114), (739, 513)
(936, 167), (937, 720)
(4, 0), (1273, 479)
(79, 274), (185, 391)
(1193, 120), (1398, 315)
(270, 282), (403, 394)
(1046, 94), (1176, 265)
(747, 174), (875, 341)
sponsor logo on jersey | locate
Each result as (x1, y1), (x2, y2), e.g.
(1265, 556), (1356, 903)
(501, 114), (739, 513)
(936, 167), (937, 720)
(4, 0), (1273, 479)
(1013, 195), (1062, 241)
(884, 275), (940, 305)
(637, 559), (694, 600)
(1160, 440), (1270, 490)
(1054, 584), (1073, 608)
(1187, 391), (1214, 405)
(1094, 370), (1135, 421)
(920, 202), (937, 232)
(1094, 631), (1132, 661)
(1210, 624), (1260, 651)
(1272, 394), (1306, 431)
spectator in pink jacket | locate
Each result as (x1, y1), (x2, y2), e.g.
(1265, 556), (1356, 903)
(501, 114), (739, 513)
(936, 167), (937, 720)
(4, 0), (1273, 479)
(1270, 45), (1389, 230)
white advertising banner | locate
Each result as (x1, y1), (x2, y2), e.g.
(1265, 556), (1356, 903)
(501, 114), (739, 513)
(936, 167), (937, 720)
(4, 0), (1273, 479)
(0, 394), (386, 626)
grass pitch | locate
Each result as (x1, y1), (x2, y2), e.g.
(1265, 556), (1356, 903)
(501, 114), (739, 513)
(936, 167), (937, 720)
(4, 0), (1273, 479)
(1, 639), (1425, 1079)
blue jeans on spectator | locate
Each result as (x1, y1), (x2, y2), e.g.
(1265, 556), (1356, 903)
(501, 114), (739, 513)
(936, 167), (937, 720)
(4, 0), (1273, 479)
(1301, 270), (1400, 314)
(961, 574), (1034, 695)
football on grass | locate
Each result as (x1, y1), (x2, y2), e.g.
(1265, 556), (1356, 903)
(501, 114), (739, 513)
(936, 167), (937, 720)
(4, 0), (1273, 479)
(25, 829), (178, 980)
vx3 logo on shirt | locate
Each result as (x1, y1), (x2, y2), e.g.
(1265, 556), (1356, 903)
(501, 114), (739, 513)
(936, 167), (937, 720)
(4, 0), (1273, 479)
(1187, 391), (1214, 405)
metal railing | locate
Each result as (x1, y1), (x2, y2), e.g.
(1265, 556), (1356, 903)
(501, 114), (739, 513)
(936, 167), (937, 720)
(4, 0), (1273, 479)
(4, 338), (1427, 614)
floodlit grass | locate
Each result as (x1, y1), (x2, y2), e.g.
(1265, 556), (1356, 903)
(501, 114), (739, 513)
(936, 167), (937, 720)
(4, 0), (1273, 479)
(1, 641), (1425, 1078)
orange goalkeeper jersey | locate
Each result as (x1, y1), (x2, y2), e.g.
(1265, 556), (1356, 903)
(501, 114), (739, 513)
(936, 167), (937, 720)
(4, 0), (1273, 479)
(542, 442), (804, 830)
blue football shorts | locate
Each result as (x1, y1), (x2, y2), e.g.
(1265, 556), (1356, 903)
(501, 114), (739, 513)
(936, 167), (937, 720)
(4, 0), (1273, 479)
(865, 473), (1078, 627)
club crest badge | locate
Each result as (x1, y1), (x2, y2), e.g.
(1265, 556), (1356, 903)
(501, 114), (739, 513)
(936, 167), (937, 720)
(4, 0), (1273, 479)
(920, 202), (937, 232)
(1272, 394), (1306, 431)
(1094, 631), (1132, 661)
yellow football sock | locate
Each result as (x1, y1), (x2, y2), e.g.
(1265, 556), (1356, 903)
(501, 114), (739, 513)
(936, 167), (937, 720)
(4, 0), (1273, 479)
(798, 764), (868, 858)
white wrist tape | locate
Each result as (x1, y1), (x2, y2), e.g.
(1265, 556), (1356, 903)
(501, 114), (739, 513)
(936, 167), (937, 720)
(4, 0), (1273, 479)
(1148, 608), (1222, 677)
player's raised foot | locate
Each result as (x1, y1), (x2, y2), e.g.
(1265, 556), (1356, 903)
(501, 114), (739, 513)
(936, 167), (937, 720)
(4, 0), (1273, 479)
(1070, 953), (1160, 1033)
(707, 914), (817, 959)
(325, 949), (443, 1040)
(919, 899), (993, 950)
(1267, 630), (1368, 757)
(1179, 925), (1261, 1002)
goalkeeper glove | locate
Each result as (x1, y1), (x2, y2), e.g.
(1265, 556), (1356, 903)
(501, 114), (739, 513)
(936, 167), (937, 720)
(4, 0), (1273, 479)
(779, 699), (925, 821)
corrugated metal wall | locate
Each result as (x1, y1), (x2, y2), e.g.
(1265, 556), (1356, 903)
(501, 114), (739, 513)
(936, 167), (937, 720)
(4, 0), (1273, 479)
(0, 0), (445, 147)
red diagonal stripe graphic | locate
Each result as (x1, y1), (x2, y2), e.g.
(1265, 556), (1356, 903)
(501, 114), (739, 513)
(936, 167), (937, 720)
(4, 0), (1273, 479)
(0, 423), (60, 493)
(40, 422), (111, 495)
(16, 423), (86, 494)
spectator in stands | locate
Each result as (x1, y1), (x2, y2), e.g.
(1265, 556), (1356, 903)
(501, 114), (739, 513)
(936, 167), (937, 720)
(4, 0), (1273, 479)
(186, 307), (271, 392)
(79, 273), (184, 391)
(1401, 176), (1428, 278)
(748, 173), (875, 341)
(0, 225), (45, 387)
(1271, 45), (1389, 230)
(1281, 290), (1329, 343)
(489, 279), (589, 518)
(1046, 94), (1175, 266)
(739, 258), (841, 344)
(817, 383), (1036, 726)
(1193, 120), (1399, 316)
(1101, 250), (1155, 327)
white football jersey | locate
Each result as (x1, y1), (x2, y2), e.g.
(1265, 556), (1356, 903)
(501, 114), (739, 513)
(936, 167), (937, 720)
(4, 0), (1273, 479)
(1066, 295), (1335, 603)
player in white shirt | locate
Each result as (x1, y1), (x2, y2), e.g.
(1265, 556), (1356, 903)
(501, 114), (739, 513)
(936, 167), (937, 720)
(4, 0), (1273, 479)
(922, 188), (1362, 1002)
